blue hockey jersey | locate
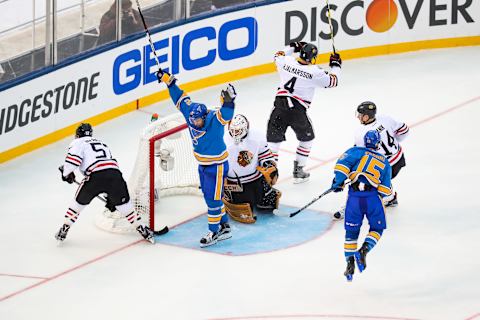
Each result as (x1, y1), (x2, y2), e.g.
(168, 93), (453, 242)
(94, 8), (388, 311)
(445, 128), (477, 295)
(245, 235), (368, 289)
(334, 146), (392, 197)
(167, 84), (234, 165)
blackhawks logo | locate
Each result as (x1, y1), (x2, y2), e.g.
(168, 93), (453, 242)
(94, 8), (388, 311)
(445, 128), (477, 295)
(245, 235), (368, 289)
(237, 150), (253, 167)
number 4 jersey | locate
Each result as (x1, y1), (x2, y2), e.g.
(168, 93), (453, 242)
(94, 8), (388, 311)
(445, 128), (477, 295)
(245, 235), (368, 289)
(63, 137), (119, 176)
(274, 46), (341, 109)
(354, 114), (410, 166)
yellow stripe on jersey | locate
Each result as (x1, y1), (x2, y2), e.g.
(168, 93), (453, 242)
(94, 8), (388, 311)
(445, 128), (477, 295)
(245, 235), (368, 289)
(378, 184), (392, 196)
(214, 163), (224, 200)
(215, 110), (230, 126)
(175, 93), (189, 110)
(194, 151), (229, 164)
(334, 163), (350, 176)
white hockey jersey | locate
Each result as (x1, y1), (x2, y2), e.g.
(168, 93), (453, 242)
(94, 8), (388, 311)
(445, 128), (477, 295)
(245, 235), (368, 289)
(63, 137), (119, 177)
(224, 129), (274, 184)
(274, 46), (340, 109)
(354, 114), (410, 165)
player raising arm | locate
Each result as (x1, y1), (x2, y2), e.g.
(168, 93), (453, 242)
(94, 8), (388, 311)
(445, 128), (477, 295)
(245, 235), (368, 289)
(331, 130), (392, 281)
(56, 123), (155, 244)
(267, 41), (341, 183)
(223, 114), (282, 223)
(157, 69), (235, 247)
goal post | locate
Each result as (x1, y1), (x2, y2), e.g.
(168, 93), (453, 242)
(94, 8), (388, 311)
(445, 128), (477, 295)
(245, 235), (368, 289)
(95, 113), (201, 233)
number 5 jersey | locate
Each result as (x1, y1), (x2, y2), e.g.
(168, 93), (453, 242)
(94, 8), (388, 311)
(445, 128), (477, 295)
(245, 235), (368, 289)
(354, 114), (410, 166)
(63, 137), (119, 176)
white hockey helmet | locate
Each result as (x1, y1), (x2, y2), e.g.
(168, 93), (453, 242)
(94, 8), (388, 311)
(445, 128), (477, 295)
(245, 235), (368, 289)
(229, 114), (249, 144)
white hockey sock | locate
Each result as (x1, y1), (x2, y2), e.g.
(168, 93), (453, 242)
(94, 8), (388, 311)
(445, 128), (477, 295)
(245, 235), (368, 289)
(116, 202), (141, 225)
(295, 140), (313, 166)
(268, 142), (281, 163)
(64, 201), (86, 226)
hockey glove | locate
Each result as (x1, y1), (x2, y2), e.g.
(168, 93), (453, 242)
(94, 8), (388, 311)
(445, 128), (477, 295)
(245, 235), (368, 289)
(220, 84), (237, 104)
(289, 41), (307, 53)
(329, 53), (342, 68)
(59, 165), (75, 184)
(156, 69), (176, 87)
(331, 178), (344, 193)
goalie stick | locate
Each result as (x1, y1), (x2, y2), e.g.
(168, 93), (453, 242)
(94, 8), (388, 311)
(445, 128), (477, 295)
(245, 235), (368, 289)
(58, 167), (169, 236)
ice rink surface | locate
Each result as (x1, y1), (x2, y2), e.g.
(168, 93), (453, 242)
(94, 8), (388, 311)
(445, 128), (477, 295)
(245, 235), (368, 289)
(1, 46), (479, 320)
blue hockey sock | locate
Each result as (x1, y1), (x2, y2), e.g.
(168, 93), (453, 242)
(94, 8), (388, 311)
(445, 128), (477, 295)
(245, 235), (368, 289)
(364, 229), (383, 251)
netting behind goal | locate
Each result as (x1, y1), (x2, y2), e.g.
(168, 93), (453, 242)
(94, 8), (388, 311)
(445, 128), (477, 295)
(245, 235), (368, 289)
(95, 113), (201, 233)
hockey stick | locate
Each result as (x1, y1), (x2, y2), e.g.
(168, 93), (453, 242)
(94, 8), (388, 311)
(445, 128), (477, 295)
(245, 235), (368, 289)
(273, 188), (334, 218)
(135, 0), (161, 70)
(273, 181), (351, 218)
(325, 0), (337, 54)
(58, 167), (169, 236)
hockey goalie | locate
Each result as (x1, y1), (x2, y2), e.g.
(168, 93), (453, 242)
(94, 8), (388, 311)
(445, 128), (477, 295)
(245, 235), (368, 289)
(223, 114), (282, 223)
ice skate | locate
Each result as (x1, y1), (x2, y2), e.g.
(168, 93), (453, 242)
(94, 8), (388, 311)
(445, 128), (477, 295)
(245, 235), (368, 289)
(55, 224), (70, 243)
(136, 225), (155, 244)
(333, 206), (345, 220)
(354, 243), (369, 272)
(293, 160), (310, 184)
(385, 192), (398, 207)
(344, 256), (355, 281)
(217, 223), (232, 241)
(200, 231), (219, 247)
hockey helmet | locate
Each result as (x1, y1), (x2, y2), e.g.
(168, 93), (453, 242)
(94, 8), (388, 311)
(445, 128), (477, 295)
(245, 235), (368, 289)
(188, 103), (208, 128)
(76, 123), (93, 138)
(228, 114), (249, 144)
(357, 101), (377, 119)
(364, 130), (381, 149)
(299, 43), (318, 64)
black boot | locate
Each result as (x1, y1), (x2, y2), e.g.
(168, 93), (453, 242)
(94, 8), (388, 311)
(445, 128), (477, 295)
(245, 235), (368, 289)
(293, 160), (310, 183)
(344, 256), (355, 281)
(55, 224), (70, 242)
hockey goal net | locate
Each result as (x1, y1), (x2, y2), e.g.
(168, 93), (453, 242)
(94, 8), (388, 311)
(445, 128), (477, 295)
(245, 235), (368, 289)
(95, 113), (201, 233)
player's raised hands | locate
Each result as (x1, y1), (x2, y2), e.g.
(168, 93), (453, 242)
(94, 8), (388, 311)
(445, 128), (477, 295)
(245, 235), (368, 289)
(221, 84), (237, 104)
(329, 53), (342, 68)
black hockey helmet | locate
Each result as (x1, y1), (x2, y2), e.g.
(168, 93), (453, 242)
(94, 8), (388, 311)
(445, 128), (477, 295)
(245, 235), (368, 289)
(76, 123), (93, 138)
(357, 101), (377, 119)
(299, 43), (318, 63)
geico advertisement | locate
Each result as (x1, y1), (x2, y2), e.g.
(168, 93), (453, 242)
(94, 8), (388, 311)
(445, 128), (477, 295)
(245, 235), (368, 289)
(285, 0), (478, 51)
(0, 13), (260, 153)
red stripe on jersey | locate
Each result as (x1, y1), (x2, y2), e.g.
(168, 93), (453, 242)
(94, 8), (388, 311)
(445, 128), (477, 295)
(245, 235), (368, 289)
(388, 146), (403, 164)
(276, 90), (311, 108)
(87, 161), (119, 174)
(396, 125), (409, 135)
(66, 156), (81, 165)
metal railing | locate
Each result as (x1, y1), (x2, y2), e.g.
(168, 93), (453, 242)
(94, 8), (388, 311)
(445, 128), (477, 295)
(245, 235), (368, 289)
(0, 0), (268, 86)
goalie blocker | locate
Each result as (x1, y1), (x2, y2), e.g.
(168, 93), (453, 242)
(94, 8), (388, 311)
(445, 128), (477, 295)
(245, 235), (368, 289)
(223, 114), (281, 223)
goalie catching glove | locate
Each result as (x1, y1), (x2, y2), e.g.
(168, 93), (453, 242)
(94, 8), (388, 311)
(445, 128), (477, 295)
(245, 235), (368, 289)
(58, 165), (75, 184)
(257, 163), (278, 186)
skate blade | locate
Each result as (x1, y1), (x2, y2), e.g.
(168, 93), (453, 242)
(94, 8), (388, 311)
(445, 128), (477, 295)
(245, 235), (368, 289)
(200, 239), (218, 248)
(293, 177), (310, 184)
(217, 233), (232, 242)
(56, 240), (65, 247)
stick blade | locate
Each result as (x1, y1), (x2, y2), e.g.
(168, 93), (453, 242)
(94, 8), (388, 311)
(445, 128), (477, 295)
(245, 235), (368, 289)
(153, 226), (169, 236)
(272, 208), (290, 217)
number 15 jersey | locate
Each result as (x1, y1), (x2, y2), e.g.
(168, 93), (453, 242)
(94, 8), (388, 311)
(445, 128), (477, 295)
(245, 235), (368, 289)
(354, 114), (410, 166)
(63, 137), (119, 176)
(274, 46), (341, 109)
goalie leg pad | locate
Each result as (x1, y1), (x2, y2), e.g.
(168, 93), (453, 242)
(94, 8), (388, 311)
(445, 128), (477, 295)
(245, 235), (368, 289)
(222, 198), (256, 224)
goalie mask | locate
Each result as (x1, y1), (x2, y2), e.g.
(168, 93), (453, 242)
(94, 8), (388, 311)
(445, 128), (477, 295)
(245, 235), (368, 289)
(228, 114), (249, 144)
